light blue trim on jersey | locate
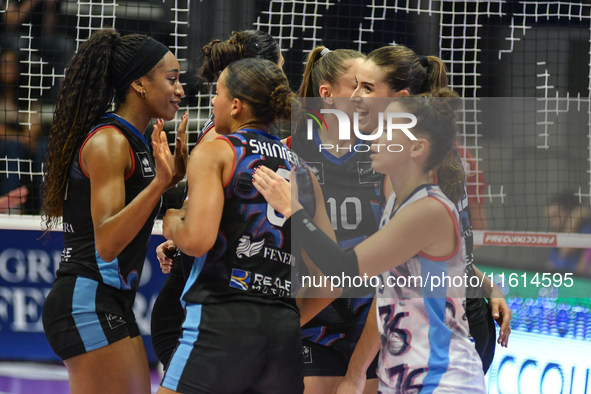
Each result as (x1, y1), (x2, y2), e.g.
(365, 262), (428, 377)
(162, 255), (207, 389)
(313, 127), (360, 165)
(95, 249), (121, 289)
(420, 256), (452, 393)
(181, 254), (207, 300)
(161, 303), (203, 391)
(72, 277), (108, 352)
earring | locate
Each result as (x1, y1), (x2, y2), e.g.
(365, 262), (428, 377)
(140, 90), (147, 99)
(410, 153), (414, 157)
(323, 97), (334, 105)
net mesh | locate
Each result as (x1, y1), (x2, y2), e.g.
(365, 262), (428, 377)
(0, 1), (590, 241)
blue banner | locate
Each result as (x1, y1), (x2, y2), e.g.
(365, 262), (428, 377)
(0, 228), (168, 364)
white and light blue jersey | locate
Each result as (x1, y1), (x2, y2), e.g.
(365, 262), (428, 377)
(375, 184), (485, 393)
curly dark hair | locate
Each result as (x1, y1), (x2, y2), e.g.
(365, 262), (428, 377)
(42, 29), (151, 230)
(224, 58), (295, 125)
(200, 30), (280, 83)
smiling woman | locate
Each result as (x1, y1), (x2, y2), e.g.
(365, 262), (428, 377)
(254, 89), (488, 394)
(351, 45), (448, 135)
(40, 28), (188, 394)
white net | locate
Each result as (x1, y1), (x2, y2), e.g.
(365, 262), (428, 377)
(0, 0), (590, 249)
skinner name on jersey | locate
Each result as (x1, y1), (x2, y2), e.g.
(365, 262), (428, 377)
(236, 235), (295, 266)
(249, 139), (298, 166)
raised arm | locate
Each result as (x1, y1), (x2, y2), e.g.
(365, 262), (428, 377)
(163, 138), (234, 257)
(253, 166), (458, 281)
(83, 124), (174, 262)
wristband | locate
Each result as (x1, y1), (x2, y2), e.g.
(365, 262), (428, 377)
(291, 209), (360, 278)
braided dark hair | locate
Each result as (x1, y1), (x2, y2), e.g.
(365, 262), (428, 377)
(42, 29), (150, 230)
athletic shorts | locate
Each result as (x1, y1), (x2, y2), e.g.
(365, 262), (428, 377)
(151, 261), (186, 368)
(162, 301), (304, 394)
(468, 302), (496, 374)
(302, 340), (379, 379)
(42, 275), (140, 361)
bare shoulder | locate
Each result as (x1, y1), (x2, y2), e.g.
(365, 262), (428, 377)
(81, 126), (130, 170)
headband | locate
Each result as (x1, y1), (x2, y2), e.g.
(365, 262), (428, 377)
(114, 37), (170, 93)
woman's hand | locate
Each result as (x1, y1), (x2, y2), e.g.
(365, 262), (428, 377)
(162, 207), (185, 240)
(488, 296), (511, 347)
(171, 112), (189, 186)
(252, 165), (294, 218)
(151, 118), (175, 190)
(157, 239), (177, 273)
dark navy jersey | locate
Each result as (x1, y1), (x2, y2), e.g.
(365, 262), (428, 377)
(458, 184), (489, 324)
(181, 129), (311, 313)
(291, 129), (385, 351)
(56, 113), (160, 292)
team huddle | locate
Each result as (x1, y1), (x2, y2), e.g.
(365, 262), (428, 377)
(40, 28), (512, 394)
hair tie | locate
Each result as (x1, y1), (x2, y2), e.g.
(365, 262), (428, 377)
(320, 48), (332, 57)
(419, 55), (429, 68)
(113, 34), (121, 47)
(252, 42), (266, 59)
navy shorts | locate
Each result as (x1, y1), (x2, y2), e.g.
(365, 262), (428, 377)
(302, 340), (379, 379)
(162, 301), (304, 394)
(42, 275), (140, 361)
(151, 261), (186, 368)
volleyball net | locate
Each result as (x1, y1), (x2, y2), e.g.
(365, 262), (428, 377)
(1, 1), (590, 252)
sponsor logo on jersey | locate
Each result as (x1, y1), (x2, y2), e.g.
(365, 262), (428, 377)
(263, 247), (295, 266)
(105, 313), (126, 329)
(228, 268), (291, 296)
(251, 272), (291, 296)
(136, 152), (153, 177)
(236, 235), (265, 258)
(229, 268), (251, 290)
(302, 345), (313, 364)
(306, 162), (324, 184)
(357, 161), (380, 184)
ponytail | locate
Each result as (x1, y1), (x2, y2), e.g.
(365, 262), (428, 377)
(436, 147), (465, 205)
(423, 56), (448, 94)
(367, 45), (448, 95)
(298, 46), (326, 98)
(298, 47), (364, 98)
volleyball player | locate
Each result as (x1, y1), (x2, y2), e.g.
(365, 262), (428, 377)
(157, 58), (331, 394)
(254, 90), (487, 393)
(150, 30), (286, 369)
(285, 46), (383, 394)
(337, 46), (510, 392)
(41, 29), (187, 393)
